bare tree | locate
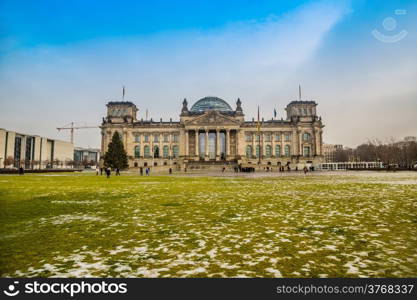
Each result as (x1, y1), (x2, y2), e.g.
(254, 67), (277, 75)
(4, 156), (14, 168)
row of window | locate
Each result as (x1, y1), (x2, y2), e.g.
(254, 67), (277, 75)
(296, 108), (313, 115)
(134, 145), (179, 159)
(245, 145), (311, 158)
(244, 132), (311, 142)
(134, 133), (180, 143)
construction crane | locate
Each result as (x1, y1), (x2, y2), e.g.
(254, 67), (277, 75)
(57, 122), (98, 144)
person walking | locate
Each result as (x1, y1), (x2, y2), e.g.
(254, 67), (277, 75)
(106, 167), (111, 178)
(140, 167), (143, 176)
(169, 168), (172, 174)
(303, 166), (308, 174)
(116, 168), (120, 176)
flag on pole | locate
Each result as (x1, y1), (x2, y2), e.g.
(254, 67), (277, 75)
(122, 86), (125, 100)
(274, 108), (277, 118)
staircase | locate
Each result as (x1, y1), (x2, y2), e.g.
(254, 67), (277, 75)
(185, 159), (238, 169)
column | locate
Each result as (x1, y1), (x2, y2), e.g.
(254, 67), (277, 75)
(226, 129), (230, 157)
(252, 132), (255, 158)
(159, 133), (162, 159)
(292, 129), (298, 156)
(185, 130), (189, 157)
(312, 128), (316, 156)
(216, 129), (220, 158)
(169, 133), (172, 158)
(261, 132), (264, 159)
(205, 129), (209, 159)
(195, 129), (199, 158)
(141, 134), (144, 159)
(235, 130), (239, 157)
(101, 132), (105, 154)
(272, 132), (275, 158)
(318, 130), (323, 156)
(150, 134), (154, 157)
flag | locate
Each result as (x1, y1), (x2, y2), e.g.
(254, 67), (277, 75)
(274, 108), (277, 118)
(122, 86), (125, 100)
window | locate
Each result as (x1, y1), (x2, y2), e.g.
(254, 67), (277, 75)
(255, 134), (260, 142)
(163, 134), (169, 142)
(154, 145), (159, 158)
(303, 108), (307, 115)
(303, 132), (311, 141)
(284, 133), (291, 142)
(298, 108), (302, 115)
(275, 133), (281, 141)
(265, 133), (271, 142)
(245, 133), (252, 142)
(134, 134), (140, 142)
(275, 145), (281, 157)
(173, 134), (179, 143)
(163, 145), (169, 158)
(134, 146), (140, 158)
(173, 145), (179, 158)
(255, 145), (260, 158)
(303, 146), (310, 157)
(144, 145), (150, 157)
(246, 145), (252, 158)
(285, 145), (291, 157)
(144, 134), (149, 142)
(154, 134), (159, 143)
(308, 108), (312, 115)
(265, 145), (272, 157)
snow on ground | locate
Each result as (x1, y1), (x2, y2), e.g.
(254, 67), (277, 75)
(1, 171), (416, 277)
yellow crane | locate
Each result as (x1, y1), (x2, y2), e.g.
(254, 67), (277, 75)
(57, 122), (98, 144)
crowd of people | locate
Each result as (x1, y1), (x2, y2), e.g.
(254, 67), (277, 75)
(96, 164), (315, 177)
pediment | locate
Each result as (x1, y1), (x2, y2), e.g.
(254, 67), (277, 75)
(184, 110), (240, 126)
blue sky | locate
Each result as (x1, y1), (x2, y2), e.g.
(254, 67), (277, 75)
(1, 0), (416, 148)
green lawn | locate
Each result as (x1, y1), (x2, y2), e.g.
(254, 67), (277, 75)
(0, 171), (416, 278)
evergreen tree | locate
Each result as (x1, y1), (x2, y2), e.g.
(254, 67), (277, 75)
(103, 132), (128, 169)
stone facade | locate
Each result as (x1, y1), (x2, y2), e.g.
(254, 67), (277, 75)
(100, 97), (324, 170)
(323, 144), (344, 163)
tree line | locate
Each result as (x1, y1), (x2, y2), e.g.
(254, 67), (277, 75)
(334, 139), (417, 168)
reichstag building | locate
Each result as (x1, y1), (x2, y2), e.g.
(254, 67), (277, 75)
(101, 96), (324, 169)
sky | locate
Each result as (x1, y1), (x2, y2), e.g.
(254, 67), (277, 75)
(0, 0), (416, 148)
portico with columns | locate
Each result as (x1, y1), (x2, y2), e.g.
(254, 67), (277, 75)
(181, 127), (238, 161)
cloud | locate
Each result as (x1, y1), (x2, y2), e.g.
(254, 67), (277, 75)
(0, 1), (351, 147)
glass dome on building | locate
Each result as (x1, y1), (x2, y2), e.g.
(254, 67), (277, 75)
(190, 96), (233, 112)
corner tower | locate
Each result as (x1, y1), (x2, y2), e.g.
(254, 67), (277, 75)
(105, 101), (138, 124)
